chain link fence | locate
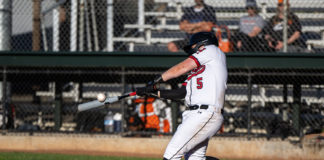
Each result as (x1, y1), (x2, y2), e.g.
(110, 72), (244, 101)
(1, 0), (324, 140)
(6, 0), (324, 52)
(1, 65), (324, 139)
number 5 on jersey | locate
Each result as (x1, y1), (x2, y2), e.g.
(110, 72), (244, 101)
(197, 77), (203, 89)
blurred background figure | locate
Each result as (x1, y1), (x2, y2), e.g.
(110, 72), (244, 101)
(125, 100), (144, 137)
(233, 0), (265, 52)
(263, 0), (306, 52)
(167, 0), (217, 52)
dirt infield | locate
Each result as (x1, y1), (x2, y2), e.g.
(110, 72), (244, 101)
(0, 133), (323, 160)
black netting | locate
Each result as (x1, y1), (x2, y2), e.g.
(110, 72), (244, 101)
(1, 66), (323, 139)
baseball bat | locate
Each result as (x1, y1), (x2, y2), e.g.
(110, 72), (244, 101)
(78, 91), (137, 112)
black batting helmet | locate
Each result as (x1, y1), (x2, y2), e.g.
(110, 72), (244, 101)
(183, 32), (218, 55)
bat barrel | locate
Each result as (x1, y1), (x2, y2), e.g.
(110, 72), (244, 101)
(78, 100), (104, 112)
(77, 92), (136, 112)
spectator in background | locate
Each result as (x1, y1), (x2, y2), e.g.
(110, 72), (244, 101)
(233, 0), (265, 52)
(125, 101), (144, 136)
(263, 0), (306, 52)
(167, 0), (217, 52)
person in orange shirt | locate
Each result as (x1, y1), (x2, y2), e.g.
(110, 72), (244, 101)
(135, 97), (160, 132)
(134, 97), (172, 133)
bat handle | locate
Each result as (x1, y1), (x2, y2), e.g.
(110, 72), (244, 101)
(129, 91), (137, 96)
(118, 91), (136, 100)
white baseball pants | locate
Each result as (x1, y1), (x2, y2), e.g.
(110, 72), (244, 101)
(163, 107), (224, 160)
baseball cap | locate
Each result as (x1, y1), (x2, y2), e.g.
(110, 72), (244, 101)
(246, 0), (257, 8)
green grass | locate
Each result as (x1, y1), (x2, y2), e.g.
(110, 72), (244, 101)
(0, 152), (160, 160)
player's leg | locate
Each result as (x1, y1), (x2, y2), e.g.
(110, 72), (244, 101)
(184, 112), (224, 160)
(163, 109), (220, 159)
(163, 111), (192, 160)
(184, 139), (208, 160)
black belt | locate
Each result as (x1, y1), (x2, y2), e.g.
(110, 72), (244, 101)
(187, 105), (209, 110)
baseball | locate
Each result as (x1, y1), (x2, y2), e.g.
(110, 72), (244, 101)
(97, 93), (106, 102)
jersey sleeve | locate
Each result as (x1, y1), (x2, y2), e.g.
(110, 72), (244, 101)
(182, 79), (188, 86)
(190, 48), (212, 67)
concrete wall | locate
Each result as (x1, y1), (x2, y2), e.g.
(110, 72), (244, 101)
(0, 134), (323, 160)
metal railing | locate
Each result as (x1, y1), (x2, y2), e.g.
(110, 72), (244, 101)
(6, 0), (324, 53)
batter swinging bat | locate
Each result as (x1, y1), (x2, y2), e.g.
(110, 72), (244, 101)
(78, 92), (137, 112)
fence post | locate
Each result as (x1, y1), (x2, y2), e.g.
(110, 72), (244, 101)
(283, 84), (288, 103)
(79, 0), (85, 51)
(106, 0), (114, 51)
(171, 101), (178, 134)
(283, 0), (288, 52)
(32, 0), (41, 51)
(0, 0), (12, 51)
(171, 83), (179, 134)
(247, 69), (252, 140)
(70, 0), (78, 51)
(292, 83), (301, 137)
(1, 67), (7, 132)
(138, 0), (144, 33)
(52, 5), (60, 51)
(54, 82), (62, 131)
(78, 81), (83, 103)
(121, 66), (126, 133)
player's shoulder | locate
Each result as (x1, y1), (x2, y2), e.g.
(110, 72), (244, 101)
(204, 45), (221, 53)
(195, 45), (222, 57)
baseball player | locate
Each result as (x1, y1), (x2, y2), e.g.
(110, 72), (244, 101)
(136, 32), (227, 160)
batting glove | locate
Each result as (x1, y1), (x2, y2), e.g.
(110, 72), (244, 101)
(136, 84), (158, 96)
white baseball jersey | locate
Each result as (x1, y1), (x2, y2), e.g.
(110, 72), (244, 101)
(163, 45), (227, 160)
(184, 45), (227, 109)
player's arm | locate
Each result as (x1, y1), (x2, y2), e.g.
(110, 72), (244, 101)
(136, 57), (196, 96)
(158, 85), (186, 100)
(161, 57), (197, 81)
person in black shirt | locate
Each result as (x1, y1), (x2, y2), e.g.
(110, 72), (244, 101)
(263, 0), (306, 52)
(167, 0), (217, 52)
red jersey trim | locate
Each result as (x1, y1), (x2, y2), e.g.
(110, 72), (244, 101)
(189, 56), (200, 67)
(182, 82), (187, 86)
(187, 65), (206, 81)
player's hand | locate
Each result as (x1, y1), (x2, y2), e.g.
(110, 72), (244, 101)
(136, 84), (158, 96)
(136, 75), (163, 96)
